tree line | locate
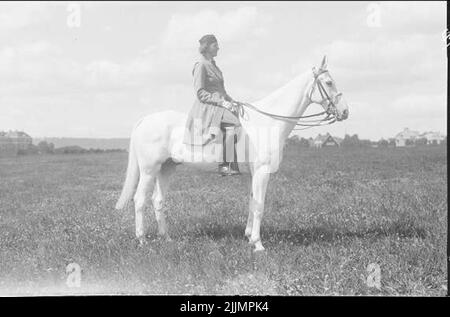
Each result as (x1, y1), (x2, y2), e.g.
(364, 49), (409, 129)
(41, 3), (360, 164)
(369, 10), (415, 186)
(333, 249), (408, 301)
(287, 134), (447, 148)
(18, 141), (127, 155)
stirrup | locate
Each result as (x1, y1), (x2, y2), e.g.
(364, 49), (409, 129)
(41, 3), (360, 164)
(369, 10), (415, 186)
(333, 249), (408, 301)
(218, 163), (240, 176)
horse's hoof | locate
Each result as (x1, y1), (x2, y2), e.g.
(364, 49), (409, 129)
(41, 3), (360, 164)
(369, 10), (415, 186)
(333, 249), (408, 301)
(248, 237), (260, 245)
(155, 234), (172, 242)
(251, 240), (265, 252)
(136, 238), (146, 247)
(253, 246), (266, 253)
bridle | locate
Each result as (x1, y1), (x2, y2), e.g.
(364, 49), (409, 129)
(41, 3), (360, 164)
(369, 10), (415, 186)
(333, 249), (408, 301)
(309, 68), (342, 118)
(235, 68), (342, 130)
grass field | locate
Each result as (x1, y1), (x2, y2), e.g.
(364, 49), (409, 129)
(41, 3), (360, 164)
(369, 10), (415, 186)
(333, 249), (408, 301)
(0, 145), (447, 295)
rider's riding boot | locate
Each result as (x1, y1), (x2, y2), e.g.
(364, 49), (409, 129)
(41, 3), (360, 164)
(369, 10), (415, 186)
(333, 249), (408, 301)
(218, 127), (241, 176)
(218, 163), (238, 176)
(230, 161), (240, 173)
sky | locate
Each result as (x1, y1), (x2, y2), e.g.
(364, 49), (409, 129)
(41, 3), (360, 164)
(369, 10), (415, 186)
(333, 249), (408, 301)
(0, 1), (447, 140)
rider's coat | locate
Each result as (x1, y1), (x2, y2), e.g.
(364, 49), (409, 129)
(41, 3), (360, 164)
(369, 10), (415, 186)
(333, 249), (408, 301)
(183, 55), (235, 145)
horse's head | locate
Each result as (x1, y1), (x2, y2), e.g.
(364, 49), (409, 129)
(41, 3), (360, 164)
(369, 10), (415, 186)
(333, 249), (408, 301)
(310, 56), (349, 121)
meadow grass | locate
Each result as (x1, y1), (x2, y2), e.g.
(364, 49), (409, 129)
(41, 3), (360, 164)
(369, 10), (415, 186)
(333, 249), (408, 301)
(0, 145), (447, 295)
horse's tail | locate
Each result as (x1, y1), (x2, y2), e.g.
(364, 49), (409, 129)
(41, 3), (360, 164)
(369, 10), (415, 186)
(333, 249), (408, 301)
(115, 133), (140, 210)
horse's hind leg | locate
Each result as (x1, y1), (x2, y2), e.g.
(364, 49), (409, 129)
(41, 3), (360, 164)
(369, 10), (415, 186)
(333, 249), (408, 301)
(134, 171), (156, 245)
(245, 162), (255, 239)
(152, 160), (176, 240)
(245, 193), (255, 239)
(249, 165), (271, 252)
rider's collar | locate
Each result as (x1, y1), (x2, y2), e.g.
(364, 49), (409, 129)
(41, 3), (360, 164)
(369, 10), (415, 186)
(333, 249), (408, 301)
(200, 55), (216, 65)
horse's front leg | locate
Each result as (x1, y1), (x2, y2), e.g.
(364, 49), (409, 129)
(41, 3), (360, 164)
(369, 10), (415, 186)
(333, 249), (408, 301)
(245, 193), (255, 239)
(249, 165), (270, 252)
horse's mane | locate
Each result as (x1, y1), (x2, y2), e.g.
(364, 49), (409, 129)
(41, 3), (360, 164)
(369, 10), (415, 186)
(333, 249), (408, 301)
(255, 69), (311, 107)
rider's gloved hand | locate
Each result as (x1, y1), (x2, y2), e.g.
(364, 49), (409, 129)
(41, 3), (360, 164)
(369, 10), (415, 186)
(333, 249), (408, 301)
(231, 101), (243, 116)
(222, 100), (237, 114)
(222, 100), (233, 110)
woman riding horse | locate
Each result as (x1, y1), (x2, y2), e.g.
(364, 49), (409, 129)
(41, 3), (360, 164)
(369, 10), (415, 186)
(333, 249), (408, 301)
(183, 34), (241, 176)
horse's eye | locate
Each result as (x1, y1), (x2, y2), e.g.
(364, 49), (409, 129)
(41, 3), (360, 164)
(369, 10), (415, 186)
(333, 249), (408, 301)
(326, 80), (333, 86)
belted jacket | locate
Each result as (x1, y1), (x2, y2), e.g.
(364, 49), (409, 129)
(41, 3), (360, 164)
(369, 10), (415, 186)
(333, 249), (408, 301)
(183, 55), (233, 145)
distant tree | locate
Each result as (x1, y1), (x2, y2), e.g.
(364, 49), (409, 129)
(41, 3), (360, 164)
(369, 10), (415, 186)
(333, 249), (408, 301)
(54, 145), (86, 154)
(52, 145), (126, 155)
(414, 137), (427, 146)
(359, 139), (371, 147)
(37, 141), (55, 154)
(341, 134), (360, 147)
(388, 139), (396, 147)
(378, 139), (389, 147)
(287, 135), (299, 146)
(37, 141), (47, 153)
(340, 134), (351, 147)
(298, 137), (310, 148)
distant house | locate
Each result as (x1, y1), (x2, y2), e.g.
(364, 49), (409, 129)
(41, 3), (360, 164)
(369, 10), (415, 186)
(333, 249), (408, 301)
(310, 133), (342, 148)
(420, 131), (445, 145)
(0, 130), (33, 156)
(395, 128), (445, 147)
(0, 132), (17, 156)
(395, 128), (420, 147)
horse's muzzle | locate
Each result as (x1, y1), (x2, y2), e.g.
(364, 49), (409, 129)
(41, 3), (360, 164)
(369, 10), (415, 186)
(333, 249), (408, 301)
(338, 109), (349, 121)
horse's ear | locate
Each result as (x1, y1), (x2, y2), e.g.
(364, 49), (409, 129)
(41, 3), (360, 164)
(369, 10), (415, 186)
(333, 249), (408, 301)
(320, 55), (328, 70)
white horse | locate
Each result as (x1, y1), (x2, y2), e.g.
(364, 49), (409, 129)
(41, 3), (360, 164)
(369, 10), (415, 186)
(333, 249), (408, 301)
(115, 56), (349, 251)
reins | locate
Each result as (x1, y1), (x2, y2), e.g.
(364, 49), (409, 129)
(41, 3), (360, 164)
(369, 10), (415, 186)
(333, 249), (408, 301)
(235, 68), (340, 131)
